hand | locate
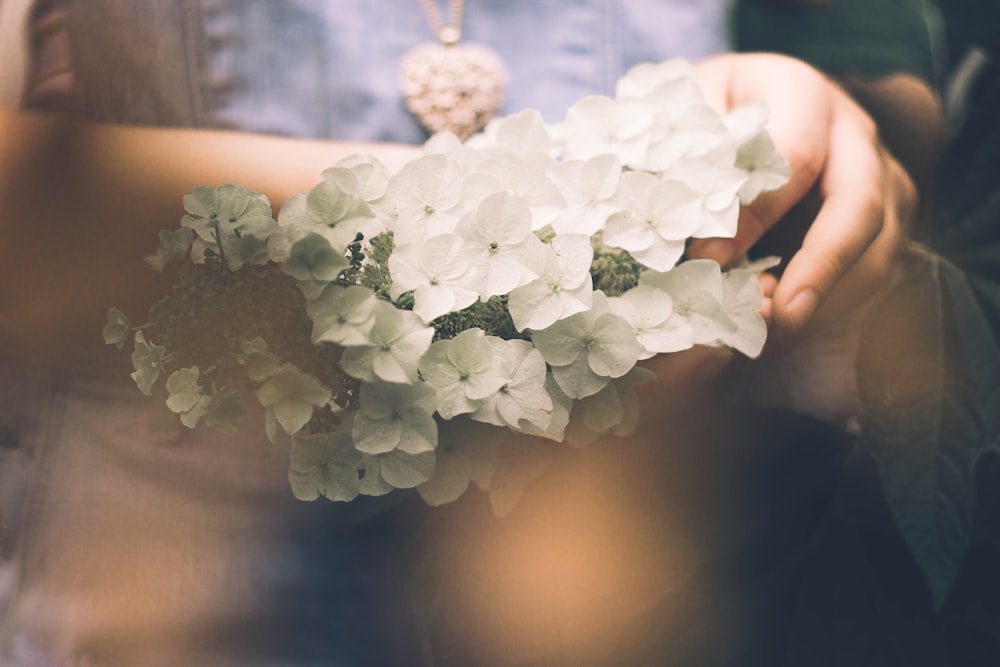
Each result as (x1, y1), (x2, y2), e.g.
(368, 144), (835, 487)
(688, 53), (917, 341)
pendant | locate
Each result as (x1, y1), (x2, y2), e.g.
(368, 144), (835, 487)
(400, 42), (508, 140)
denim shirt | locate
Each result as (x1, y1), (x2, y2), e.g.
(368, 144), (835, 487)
(59, 0), (727, 141)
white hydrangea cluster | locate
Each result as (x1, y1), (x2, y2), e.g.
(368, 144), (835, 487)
(111, 59), (790, 513)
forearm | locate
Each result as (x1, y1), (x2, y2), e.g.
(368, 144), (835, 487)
(0, 107), (420, 366)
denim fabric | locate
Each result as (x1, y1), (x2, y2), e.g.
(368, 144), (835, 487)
(61, 0), (727, 141)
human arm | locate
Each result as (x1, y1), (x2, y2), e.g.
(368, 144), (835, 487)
(0, 106), (420, 367)
(688, 53), (918, 340)
(730, 0), (947, 192)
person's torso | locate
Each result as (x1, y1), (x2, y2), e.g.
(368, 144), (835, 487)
(55, 0), (728, 142)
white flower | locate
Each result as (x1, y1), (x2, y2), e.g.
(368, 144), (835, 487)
(205, 392), (249, 436)
(130, 331), (167, 396)
(478, 434), (555, 517)
(104, 307), (132, 349)
(546, 154), (623, 235)
(238, 337), (282, 382)
(614, 60), (732, 171)
(607, 284), (693, 358)
(269, 192), (380, 264)
(113, 58), (790, 512)
(716, 267), (768, 358)
(470, 337), (553, 432)
(418, 328), (506, 419)
(352, 380), (438, 455)
(288, 430), (362, 502)
(181, 184), (277, 271)
(561, 95), (656, 167)
(255, 363), (331, 439)
(331, 154), (392, 203)
(458, 152), (564, 221)
(639, 259), (737, 345)
(734, 133), (791, 204)
(615, 59), (701, 104)
(305, 168), (374, 231)
(663, 157), (748, 239)
(417, 419), (498, 506)
(423, 131), (490, 172)
(507, 234), (594, 331)
(644, 102), (729, 170)
(388, 233), (478, 322)
(267, 194), (311, 262)
(563, 366), (654, 446)
(307, 284), (378, 347)
(721, 104), (791, 204)
(509, 372), (572, 442)
(531, 292), (644, 399)
(603, 171), (702, 271)
(361, 449), (437, 491)
(281, 232), (350, 299)
(338, 300), (434, 384)
(471, 109), (555, 158)
(358, 453), (395, 497)
(145, 227), (194, 272)
(382, 154), (466, 244)
(455, 192), (548, 299)
(165, 366), (213, 428)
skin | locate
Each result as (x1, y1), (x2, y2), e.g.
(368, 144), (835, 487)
(0, 108), (419, 369)
(639, 53), (923, 427)
(689, 53), (920, 342)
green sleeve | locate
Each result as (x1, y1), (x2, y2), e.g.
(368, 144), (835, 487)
(730, 0), (937, 85)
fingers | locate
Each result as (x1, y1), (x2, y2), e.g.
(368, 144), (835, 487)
(690, 54), (832, 266)
(772, 111), (914, 335)
(691, 53), (917, 341)
(758, 272), (777, 326)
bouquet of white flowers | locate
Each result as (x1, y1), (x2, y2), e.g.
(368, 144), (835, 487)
(104, 59), (789, 514)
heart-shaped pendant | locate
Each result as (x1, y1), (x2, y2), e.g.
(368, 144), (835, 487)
(400, 42), (508, 140)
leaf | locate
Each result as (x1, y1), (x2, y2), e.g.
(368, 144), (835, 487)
(856, 246), (1000, 609)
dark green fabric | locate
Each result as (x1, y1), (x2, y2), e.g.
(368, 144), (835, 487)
(932, 58), (1000, 341)
(937, 0), (1000, 70)
(731, 0), (937, 84)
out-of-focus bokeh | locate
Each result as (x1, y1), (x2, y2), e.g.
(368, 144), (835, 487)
(0, 0), (31, 104)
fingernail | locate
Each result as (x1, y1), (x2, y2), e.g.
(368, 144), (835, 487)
(785, 289), (818, 333)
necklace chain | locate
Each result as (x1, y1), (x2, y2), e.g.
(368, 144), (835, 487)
(417, 0), (465, 45)
(402, 0), (506, 139)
